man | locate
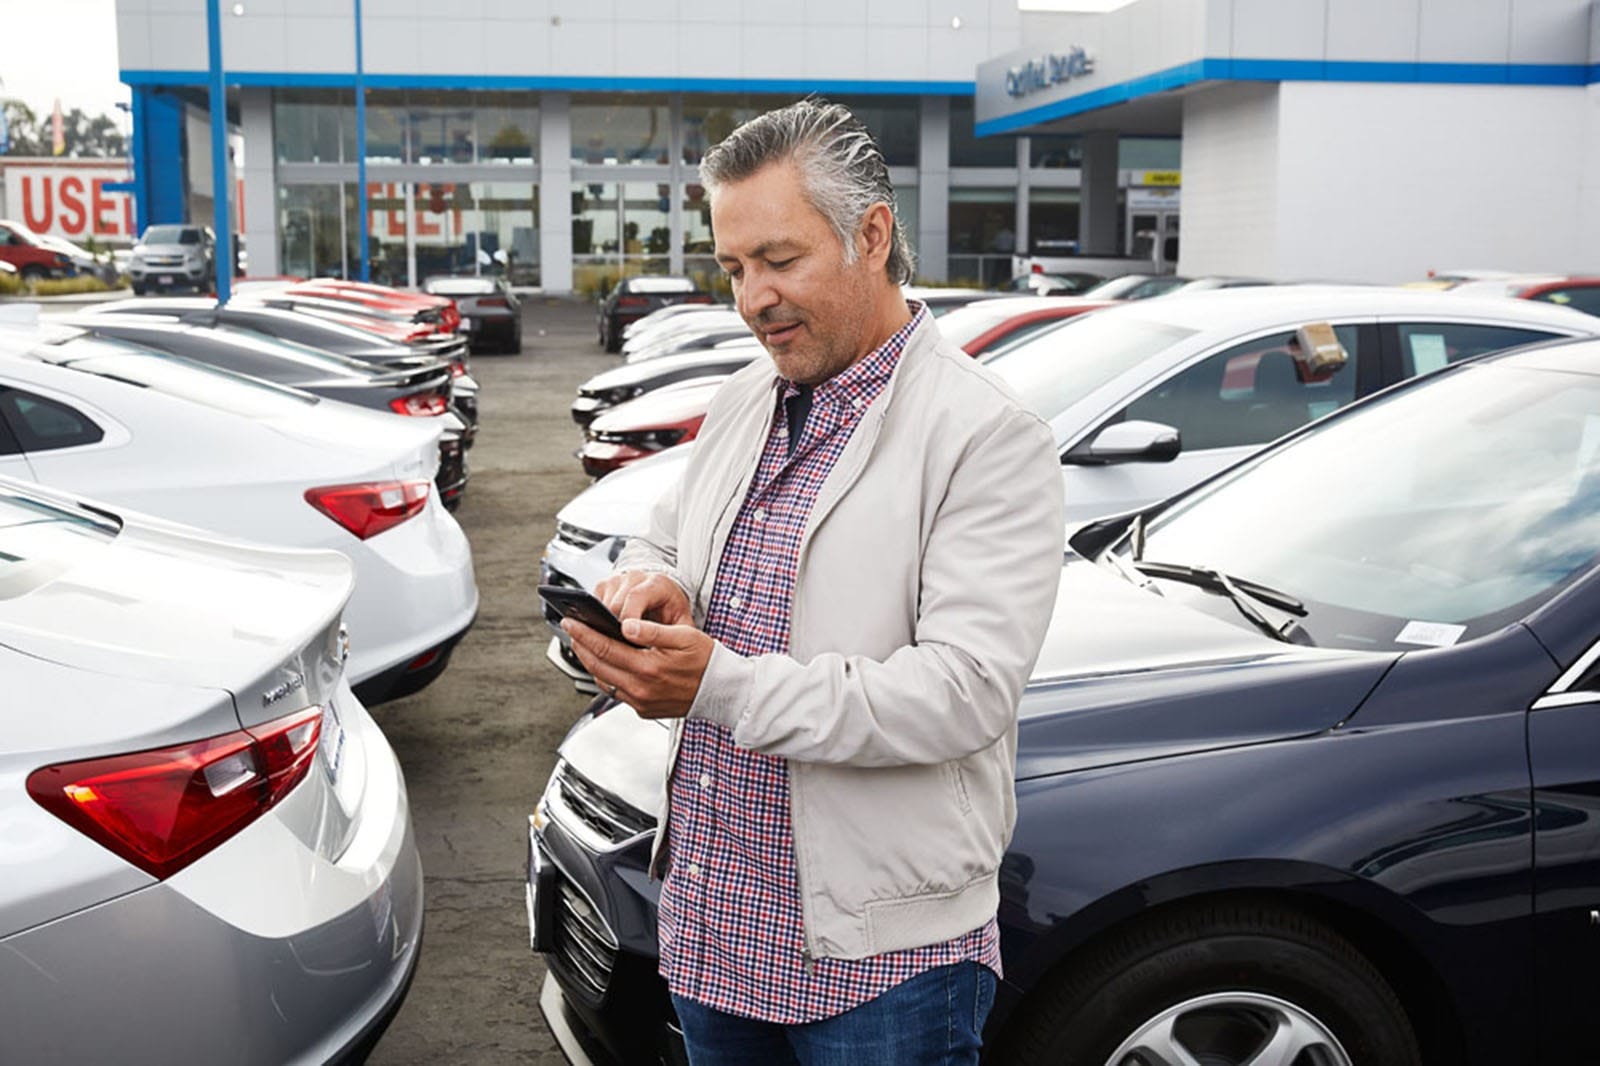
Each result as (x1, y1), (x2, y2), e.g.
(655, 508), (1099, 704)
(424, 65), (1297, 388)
(562, 99), (1064, 1064)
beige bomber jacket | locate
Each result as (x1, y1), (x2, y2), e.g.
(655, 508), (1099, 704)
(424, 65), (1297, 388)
(614, 309), (1065, 962)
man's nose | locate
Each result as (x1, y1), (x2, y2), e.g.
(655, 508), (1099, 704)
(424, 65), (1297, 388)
(738, 268), (780, 319)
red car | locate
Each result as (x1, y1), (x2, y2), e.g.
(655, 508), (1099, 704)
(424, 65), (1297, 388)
(936, 295), (1116, 357)
(289, 279), (462, 335)
(1516, 277), (1600, 318)
(579, 377), (724, 478)
(0, 219), (74, 281)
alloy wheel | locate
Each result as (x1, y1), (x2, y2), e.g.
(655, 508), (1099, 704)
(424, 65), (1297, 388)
(1105, 991), (1352, 1066)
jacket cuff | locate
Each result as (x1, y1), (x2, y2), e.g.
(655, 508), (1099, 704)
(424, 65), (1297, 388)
(688, 640), (753, 731)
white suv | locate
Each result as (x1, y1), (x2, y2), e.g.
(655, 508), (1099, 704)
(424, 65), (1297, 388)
(129, 224), (214, 294)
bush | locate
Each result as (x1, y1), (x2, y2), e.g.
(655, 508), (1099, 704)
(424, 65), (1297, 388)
(0, 271), (21, 297)
(31, 275), (127, 297)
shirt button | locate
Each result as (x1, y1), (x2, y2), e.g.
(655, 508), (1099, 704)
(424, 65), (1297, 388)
(687, 863), (702, 879)
(729, 594), (742, 609)
(851, 397), (862, 409)
(753, 508), (765, 522)
(698, 773), (711, 789)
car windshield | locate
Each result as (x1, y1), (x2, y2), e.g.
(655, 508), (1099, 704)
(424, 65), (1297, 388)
(142, 226), (200, 245)
(1129, 357), (1600, 650)
(984, 312), (1199, 424)
(0, 488), (119, 601)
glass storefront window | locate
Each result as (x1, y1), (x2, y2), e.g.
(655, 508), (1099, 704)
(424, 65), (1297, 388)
(950, 98), (1017, 168)
(407, 90), (477, 165)
(830, 96), (919, 167)
(364, 91), (408, 163)
(479, 94), (538, 164)
(1121, 137), (1181, 170)
(460, 181), (540, 284)
(279, 184), (356, 279)
(949, 186), (1015, 287)
(274, 90), (354, 164)
(572, 93), (670, 166)
(572, 181), (672, 296)
(1030, 134), (1081, 169)
(1029, 188), (1080, 256)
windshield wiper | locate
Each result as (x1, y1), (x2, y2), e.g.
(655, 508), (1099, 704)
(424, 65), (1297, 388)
(1132, 560), (1310, 644)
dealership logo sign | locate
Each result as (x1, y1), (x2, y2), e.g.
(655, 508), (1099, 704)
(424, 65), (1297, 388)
(1005, 47), (1096, 98)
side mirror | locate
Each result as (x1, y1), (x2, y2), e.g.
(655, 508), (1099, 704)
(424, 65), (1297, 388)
(1065, 420), (1181, 465)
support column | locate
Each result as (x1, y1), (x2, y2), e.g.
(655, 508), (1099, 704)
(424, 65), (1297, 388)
(132, 86), (188, 233)
(1081, 129), (1119, 255)
(917, 96), (950, 284)
(539, 92), (573, 294)
(668, 93), (684, 276)
(1015, 135), (1030, 260)
(238, 87), (277, 277)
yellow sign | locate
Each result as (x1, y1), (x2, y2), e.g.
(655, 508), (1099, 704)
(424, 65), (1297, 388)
(1143, 171), (1182, 186)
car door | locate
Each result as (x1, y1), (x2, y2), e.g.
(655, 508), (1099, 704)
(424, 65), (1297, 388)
(1060, 322), (1376, 523)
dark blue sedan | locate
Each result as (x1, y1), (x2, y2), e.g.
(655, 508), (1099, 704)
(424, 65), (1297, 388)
(528, 335), (1600, 1066)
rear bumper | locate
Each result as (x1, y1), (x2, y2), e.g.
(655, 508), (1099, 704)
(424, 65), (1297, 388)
(354, 609), (476, 705)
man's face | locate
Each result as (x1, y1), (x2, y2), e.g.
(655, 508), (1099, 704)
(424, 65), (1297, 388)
(711, 162), (880, 385)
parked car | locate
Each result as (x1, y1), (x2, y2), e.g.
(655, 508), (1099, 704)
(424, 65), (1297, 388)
(35, 232), (103, 278)
(540, 442), (695, 691)
(88, 297), (481, 434)
(292, 278), (462, 336)
(0, 219), (75, 281)
(571, 342), (763, 427)
(621, 301), (727, 346)
(981, 286), (1600, 522)
(1081, 273), (1190, 300)
(0, 320), (477, 705)
(622, 308), (750, 363)
(423, 274), (522, 353)
(128, 223), (214, 294)
(530, 333), (1600, 1066)
(0, 477), (423, 1062)
(936, 295), (1116, 357)
(577, 377), (723, 478)
(1446, 275), (1600, 318)
(598, 275), (716, 352)
(997, 270), (1104, 296)
(59, 313), (472, 504)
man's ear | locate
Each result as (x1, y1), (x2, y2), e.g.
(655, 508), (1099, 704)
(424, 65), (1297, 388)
(856, 202), (895, 270)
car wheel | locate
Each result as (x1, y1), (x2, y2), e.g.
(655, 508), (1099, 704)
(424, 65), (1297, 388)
(1000, 903), (1422, 1066)
(20, 265), (44, 283)
(602, 318), (622, 354)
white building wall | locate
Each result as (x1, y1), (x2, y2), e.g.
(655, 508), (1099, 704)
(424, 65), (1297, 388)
(1273, 81), (1595, 282)
(239, 88), (279, 277)
(1175, 82), (1279, 278)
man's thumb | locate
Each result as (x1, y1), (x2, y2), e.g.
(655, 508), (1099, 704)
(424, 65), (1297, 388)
(623, 618), (693, 647)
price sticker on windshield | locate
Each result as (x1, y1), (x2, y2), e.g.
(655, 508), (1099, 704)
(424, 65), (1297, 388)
(1396, 620), (1466, 647)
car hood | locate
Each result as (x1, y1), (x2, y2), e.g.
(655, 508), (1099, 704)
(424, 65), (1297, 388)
(584, 345), (764, 391)
(1014, 560), (1398, 780)
(588, 379), (726, 433)
(0, 493), (354, 697)
(136, 243), (200, 257)
(557, 442), (695, 539)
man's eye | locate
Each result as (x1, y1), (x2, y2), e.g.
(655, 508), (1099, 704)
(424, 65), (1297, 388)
(770, 258), (796, 270)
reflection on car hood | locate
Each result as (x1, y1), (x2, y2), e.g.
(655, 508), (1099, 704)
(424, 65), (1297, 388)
(557, 442), (695, 540)
(1015, 560), (1397, 779)
(557, 703), (672, 821)
(584, 345), (763, 391)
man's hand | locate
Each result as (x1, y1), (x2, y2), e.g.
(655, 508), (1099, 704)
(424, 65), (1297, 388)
(563, 615), (712, 719)
(595, 571), (694, 627)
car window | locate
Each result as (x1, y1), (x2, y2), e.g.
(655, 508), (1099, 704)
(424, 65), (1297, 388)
(1531, 287), (1600, 318)
(1395, 323), (1561, 377)
(1136, 359), (1600, 649)
(0, 387), (105, 452)
(1116, 326), (1361, 451)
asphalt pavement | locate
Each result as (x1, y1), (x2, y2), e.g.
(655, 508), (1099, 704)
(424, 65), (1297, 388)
(366, 296), (615, 1065)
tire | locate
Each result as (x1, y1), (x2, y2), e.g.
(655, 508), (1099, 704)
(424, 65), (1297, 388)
(131, 281), (147, 295)
(1001, 902), (1422, 1066)
(602, 317), (621, 353)
(20, 265), (44, 282)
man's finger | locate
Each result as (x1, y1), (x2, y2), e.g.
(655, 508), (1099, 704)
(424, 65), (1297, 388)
(621, 618), (699, 649)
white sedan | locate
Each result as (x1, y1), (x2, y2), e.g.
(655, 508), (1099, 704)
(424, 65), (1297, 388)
(0, 321), (478, 704)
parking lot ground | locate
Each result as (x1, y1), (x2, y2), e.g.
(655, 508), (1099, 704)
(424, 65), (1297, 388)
(366, 296), (611, 1065)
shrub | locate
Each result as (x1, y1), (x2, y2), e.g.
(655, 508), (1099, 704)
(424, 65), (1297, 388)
(32, 275), (128, 297)
(0, 271), (21, 297)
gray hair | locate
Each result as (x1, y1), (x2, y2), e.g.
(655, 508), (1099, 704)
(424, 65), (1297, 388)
(700, 98), (915, 285)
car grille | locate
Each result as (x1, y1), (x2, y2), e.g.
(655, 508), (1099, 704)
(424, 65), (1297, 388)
(552, 878), (619, 999)
(557, 763), (656, 844)
(556, 520), (604, 551)
(144, 256), (185, 268)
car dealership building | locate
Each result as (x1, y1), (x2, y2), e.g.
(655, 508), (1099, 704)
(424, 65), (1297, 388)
(115, 0), (1599, 291)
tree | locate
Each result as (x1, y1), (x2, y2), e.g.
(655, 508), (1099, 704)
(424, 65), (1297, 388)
(0, 101), (127, 158)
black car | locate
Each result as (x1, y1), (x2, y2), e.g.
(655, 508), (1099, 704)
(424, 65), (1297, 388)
(598, 276), (716, 353)
(423, 275), (523, 354)
(59, 315), (471, 507)
(571, 343), (762, 427)
(530, 336), (1600, 1066)
(85, 297), (480, 440)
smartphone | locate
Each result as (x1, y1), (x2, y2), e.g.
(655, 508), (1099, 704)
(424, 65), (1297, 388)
(539, 585), (643, 648)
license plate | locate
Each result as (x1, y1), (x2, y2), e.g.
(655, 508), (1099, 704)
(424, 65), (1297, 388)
(320, 699), (347, 783)
(157, 274), (174, 285)
(461, 317), (474, 331)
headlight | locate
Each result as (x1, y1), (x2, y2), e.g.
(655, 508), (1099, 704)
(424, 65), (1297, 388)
(634, 429), (686, 451)
(600, 385), (645, 405)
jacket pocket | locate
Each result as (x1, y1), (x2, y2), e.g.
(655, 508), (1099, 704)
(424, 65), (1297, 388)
(946, 760), (973, 815)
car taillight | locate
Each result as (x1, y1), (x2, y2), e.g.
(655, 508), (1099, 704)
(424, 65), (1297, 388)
(26, 705), (324, 881)
(685, 295), (715, 304)
(616, 295), (649, 308)
(403, 327), (434, 343)
(450, 361), (467, 378)
(306, 479), (431, 539)
(389, 391), (450, 416)
(479, 296), (509, 308)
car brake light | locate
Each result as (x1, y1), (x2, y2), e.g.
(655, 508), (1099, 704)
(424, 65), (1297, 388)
(479, 296), (509, 308)
(389, 391), (450, 416)
(306, 479), (431, 539)
(26, 705), (324, 880)
(449, 362), (467, 378)
(685, 295), (715, 304)
(616, 295), (649, 307)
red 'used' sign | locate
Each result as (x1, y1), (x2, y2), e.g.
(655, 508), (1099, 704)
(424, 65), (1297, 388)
(4, 167), (134, 241)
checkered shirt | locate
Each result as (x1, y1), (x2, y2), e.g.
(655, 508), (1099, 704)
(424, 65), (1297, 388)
(657, 302), (1002, 1023)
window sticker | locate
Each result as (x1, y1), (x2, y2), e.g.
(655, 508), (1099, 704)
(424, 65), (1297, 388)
(1409, 334), (1450, 375)
(1396, 620), (1467, 647)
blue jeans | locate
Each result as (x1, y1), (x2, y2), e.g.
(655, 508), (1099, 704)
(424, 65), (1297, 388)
(671, 962), (997, 1066)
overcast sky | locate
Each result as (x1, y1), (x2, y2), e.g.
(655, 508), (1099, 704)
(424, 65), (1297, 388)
(2, 0), (132, 119)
